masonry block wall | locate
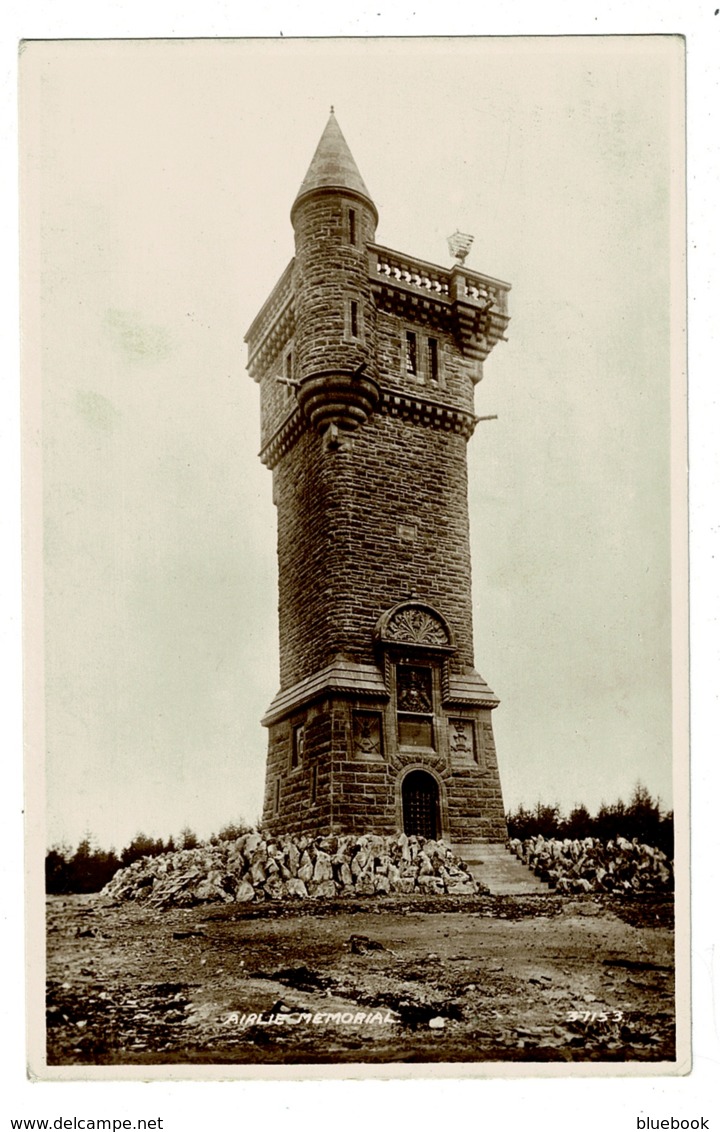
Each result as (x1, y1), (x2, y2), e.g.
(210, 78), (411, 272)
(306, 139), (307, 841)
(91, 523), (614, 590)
(246, 112), (511, 846)
(291, 190), (378, 391)
(271, 418), (476, 688)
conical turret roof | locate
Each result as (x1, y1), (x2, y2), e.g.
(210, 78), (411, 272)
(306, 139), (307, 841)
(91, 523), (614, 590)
(292, 110), (377, 222)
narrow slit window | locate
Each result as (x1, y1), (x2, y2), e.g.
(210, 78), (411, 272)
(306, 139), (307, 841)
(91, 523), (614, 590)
(350, 300), (359, 338)
(406, 330), (417, 375)
(310, 765), (318, 804)
(348, 208), (356, 245)
(428, 337), (439, 382)
(274, 779), (281, 813)
(291, 722), (305, 768)
(284, 350), (293, 380)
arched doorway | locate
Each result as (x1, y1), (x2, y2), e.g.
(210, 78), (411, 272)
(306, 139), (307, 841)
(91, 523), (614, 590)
(402, 770), (440, 839)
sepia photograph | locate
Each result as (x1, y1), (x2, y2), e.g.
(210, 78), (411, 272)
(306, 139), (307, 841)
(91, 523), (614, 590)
(21, 34), (687, 1078)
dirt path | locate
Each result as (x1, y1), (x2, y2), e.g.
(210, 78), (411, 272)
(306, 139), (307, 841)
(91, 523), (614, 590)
(46, 893), (675, 1066)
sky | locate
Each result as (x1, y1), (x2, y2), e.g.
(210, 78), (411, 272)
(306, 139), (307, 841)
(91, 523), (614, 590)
(21, 36), (685, 852)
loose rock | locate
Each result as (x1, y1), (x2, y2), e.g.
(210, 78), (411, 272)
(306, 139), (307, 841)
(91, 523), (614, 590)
(101, 832), (479, 908)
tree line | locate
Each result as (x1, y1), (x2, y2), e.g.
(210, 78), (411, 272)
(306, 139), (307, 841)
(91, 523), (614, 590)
(45, 783), (673, 894)
(44, 821), (252, 895)
(506, 783), (673, 859)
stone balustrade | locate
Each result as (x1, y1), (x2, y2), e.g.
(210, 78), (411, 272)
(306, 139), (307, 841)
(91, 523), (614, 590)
(370, 245), (450, 296)
(369, 243), (510, 320)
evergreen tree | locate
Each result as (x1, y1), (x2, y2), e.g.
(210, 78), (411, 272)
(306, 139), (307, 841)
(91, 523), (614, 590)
(120, 833), (165, 868)
(179, 826), (199, 850)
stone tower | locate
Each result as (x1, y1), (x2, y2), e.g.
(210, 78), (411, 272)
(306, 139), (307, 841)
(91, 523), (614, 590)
(245, 111), (511, 850)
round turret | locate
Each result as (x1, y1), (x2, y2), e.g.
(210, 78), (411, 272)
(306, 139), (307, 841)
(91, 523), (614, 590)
(290, 112), (380, 447)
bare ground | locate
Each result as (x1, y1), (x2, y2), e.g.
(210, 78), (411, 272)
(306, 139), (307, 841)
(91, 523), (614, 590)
(46, 892), (675, 1066)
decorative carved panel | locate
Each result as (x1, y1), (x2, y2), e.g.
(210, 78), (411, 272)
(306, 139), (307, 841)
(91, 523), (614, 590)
(353, 711), (383, 759)
(385, 607), (450, 647)
(449, 718), (476, 762)
(396, 666), (433, 714)
(397, 666), (435, 749)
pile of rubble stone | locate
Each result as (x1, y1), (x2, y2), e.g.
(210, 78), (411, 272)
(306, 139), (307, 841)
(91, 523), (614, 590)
(509, 835), (673, 894)
(100, 832), (479, 908)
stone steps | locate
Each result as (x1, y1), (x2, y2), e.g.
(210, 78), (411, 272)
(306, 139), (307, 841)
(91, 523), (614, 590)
(452, 841), (552, 896)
